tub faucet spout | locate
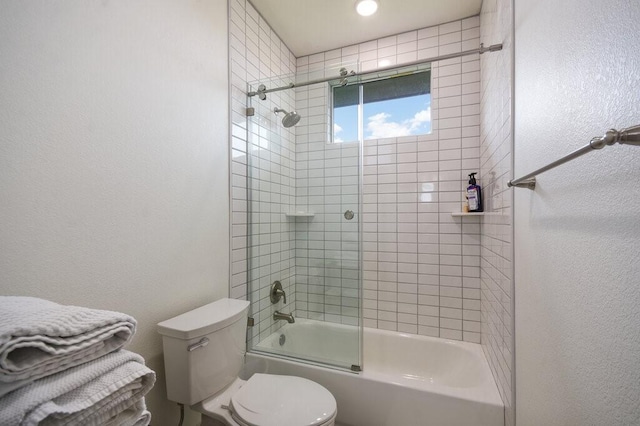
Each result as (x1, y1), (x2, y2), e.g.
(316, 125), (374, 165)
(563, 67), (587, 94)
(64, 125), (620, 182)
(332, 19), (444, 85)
(273, 311), (295, 323)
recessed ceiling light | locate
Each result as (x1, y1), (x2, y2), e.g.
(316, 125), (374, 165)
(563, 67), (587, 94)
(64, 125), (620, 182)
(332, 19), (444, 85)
(356, 0), (378, 17)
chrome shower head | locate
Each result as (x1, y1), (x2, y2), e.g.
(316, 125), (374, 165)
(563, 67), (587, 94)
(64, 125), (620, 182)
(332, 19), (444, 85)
(274, 107), (301, 128)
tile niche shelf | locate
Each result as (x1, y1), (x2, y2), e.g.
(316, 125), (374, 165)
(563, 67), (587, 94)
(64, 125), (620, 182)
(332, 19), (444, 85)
(450, 212), (501, 217)
(285, 212), (315, 218)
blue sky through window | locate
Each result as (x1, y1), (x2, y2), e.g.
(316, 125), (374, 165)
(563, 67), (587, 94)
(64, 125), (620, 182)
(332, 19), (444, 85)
(334, 93), (431, 143)
(333, 105), (358, 142)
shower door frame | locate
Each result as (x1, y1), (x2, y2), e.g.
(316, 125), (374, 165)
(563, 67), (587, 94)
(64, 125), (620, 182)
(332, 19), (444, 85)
(243, 74), (364, 373)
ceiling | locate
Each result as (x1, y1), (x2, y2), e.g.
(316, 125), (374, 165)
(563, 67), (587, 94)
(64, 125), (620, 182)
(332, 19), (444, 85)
(249, 0), (483, 57)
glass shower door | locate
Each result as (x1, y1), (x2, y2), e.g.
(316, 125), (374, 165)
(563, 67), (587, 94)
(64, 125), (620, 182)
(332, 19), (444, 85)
(245, 73), (362, 371)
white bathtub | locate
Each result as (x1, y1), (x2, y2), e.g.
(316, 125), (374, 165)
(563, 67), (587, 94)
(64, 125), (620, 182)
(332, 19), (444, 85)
(246, 319), (504, 426)
(253, 319), (358, 367)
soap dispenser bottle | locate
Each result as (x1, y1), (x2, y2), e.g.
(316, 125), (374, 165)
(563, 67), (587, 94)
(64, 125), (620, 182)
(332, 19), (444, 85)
(467, 172), (483, 212)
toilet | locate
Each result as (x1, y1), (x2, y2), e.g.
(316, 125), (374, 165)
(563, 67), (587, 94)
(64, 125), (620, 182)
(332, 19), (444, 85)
(157, 298), (337, 426)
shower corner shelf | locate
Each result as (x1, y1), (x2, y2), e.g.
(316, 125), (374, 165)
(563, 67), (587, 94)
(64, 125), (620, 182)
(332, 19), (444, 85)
(285, 212), (315, 218)
(450, 212), (501, 217)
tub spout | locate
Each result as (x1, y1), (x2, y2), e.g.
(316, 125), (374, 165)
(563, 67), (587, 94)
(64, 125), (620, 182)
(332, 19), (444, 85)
(273, 311), (295, 323)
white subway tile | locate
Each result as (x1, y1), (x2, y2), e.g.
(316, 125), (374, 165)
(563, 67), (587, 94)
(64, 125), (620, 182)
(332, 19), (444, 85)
(439, 20), (462, 35)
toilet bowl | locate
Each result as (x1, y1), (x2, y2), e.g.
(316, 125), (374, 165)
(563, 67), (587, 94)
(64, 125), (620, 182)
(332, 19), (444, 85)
(157, 298), (337, 426)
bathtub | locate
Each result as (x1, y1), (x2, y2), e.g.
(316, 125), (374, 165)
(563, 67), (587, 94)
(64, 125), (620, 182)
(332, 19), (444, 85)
(245, 319), (504, 426)
(253, 318), (359, 367)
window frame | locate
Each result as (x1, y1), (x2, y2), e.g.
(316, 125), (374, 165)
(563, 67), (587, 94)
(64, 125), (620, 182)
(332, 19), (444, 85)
(329, 65), (432, 144)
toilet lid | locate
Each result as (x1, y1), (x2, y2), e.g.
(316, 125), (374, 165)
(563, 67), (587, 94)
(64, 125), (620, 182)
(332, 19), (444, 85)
(230, 374), (337, 426)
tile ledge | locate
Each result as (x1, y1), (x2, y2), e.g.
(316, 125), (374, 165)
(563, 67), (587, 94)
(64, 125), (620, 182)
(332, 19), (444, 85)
(450, 212), (503, 217)
(285, 212), (315, 218)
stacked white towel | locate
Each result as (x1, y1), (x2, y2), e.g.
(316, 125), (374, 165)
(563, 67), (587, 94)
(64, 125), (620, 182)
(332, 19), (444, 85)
(0, 296), (155, 425)
(0, 350), (154, 426)
(0, 296), (136, 396)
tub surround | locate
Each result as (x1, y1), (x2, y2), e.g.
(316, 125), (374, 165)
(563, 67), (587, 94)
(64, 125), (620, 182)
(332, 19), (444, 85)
(229, 3), (510, 423)
(294, 16), (485, 342)
(231, 8), (489, 344)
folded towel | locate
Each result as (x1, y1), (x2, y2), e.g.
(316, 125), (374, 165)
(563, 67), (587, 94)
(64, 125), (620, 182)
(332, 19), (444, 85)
(104, 400), (151, 426)
(0, 296), (136, 396)
(0, 349), (155, 426)
(134, 411), (152, 426)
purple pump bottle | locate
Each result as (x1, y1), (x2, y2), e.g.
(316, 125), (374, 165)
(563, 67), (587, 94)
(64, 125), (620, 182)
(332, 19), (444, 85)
(467, 172), (483, 212)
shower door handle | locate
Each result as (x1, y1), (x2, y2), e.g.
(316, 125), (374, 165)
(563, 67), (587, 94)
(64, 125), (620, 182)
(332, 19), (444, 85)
(344, 210), (354, 220)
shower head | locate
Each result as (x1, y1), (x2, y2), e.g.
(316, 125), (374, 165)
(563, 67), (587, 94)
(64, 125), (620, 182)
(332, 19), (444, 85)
(274, 107), (301, 128)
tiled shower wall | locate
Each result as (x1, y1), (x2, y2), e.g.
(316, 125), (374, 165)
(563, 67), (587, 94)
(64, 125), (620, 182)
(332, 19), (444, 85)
(480, 0), (514, 424)
(294, 16), (485, 342)
(228, 0), (299, 346)
(230, 5), (513, 371)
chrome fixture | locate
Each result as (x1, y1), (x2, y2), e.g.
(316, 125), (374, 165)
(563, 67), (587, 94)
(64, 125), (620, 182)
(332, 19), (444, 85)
(344, 210), (354, 220)
(270, 280), (287, 304)
(248, 68), (356, 97)
(187, 337), (209, 352)
(247, 44), (502, 98)
(273, 311), (295, 323)
(274, 107), (301, 128)
(508, 124), (640, 189)
(338, 67), (350, 86)
(256, 84), (267, 100)
(356, 0), (378, 16)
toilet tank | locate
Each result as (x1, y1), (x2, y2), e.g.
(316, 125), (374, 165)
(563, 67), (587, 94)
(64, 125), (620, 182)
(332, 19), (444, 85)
(157, 298), (250, 405)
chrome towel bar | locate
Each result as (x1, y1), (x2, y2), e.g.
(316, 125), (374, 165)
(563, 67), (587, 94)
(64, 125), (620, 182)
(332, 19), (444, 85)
(508, 124), (640, 190)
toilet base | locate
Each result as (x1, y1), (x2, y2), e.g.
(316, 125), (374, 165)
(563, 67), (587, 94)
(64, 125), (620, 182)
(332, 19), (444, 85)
(192, 378), (244, 426)
(201, 416), (226, 426)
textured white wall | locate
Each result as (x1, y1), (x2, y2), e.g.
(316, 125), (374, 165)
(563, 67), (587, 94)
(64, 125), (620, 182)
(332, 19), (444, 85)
(514, 0), (640, 424)
(0, 1), (229, 424)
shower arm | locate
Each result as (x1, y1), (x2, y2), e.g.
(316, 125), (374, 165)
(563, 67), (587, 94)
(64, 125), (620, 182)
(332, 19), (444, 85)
(248, 43), (503, 97)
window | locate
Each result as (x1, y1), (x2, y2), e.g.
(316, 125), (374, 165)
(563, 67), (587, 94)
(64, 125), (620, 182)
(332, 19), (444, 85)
(332, 68), (431, 143)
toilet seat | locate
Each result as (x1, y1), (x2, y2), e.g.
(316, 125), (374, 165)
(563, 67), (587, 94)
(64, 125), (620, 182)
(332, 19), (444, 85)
(229, 374), (337, 426)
